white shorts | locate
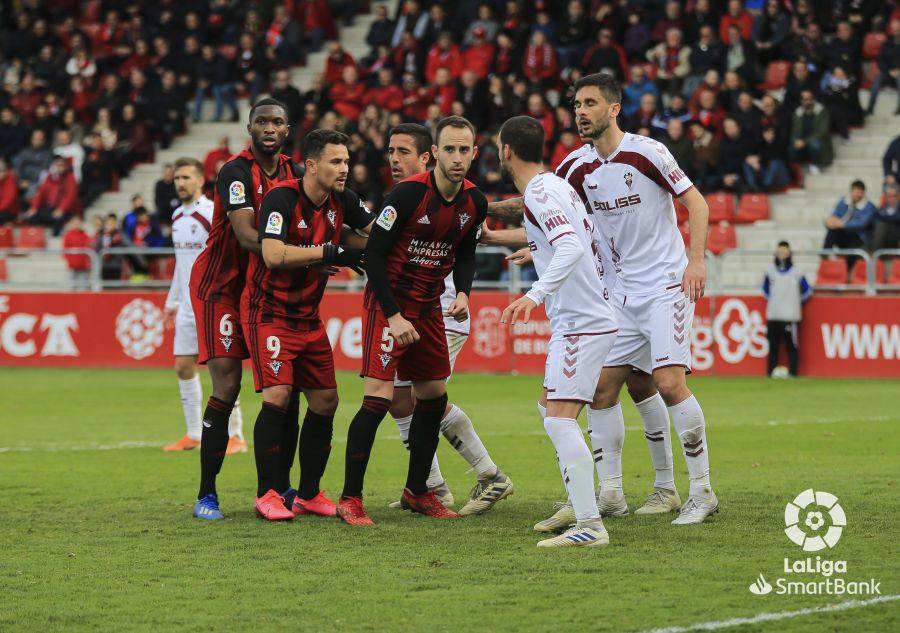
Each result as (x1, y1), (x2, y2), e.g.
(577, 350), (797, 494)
(543, 331), (617, 403)
(605, 286), (694, 374)
(393, 331), (468, 387)
(173, 307), (199, 357)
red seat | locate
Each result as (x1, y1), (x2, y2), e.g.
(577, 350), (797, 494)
(674, 199), (689, 224)
(760, 61), (791, 90)
(816, 258), (849, 285)
(0, 258), (6, 282)
(706, 192), (735, 223)
(0, 226), (13, 249)
(850, 259), (884, 285)
(15, 227), (47, 249)
(707, 221), (736, 255)
(863, 32), (887, 60)
(734, 194), (770, 224)
(888, 261), (900, 285)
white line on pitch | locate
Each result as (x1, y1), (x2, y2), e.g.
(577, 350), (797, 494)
(637, 594), (899, 633)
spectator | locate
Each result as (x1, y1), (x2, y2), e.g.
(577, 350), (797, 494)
(662, 119), (694, 177)
(53, 129), (85, 183)
(65, 48), (97, 80)
(584, 29), (629, 83)
(789, 90), (834, 174)
(622, 65), (659, 118)
(522, 30), (559, 90)
(22, 156), (80, 236)
(0, 159), (20, 224)
(193, 44), (238, 122)
(622, 10), (652, 61)
(12, 129), (53, 199)
(266, 5), (302, 65)
(693, 89), (726, 135)
(347, 163), (383, 209)
(823, 180), (876, 251)
(688, 69), (722, 114)
(718, 118), (750, 192)
(550, 130), (580, 171)
(732, 91), (763, 140)
(646, 28), (691, 96)
(884, 136), (900, 184)
(820, 66), (862, 140)
(122, 195), (149, 238)
(463, 27), (496, 80)
(96, 213), (126, 281)
(557, 0), (591, 69)
(720, 0), (753, 44)
(9, 74), (43, 124)
(465, 3), (499, 46)
(763, 241), (811, 377)
(752, 0), (791, 65)
(80, 133), (113, 208)
(427, 68), (457, 117)
(154, 164), (179, 225)
(391, 0), (430, 48)
(652, 1), (685, 45)
(690, 121), (720, 191)
(330, 65), (367, 121)
(783, 61), (818, 114)
(324, 42), (356, 85)
(724, 24), (758, 84)
(685, 0), (720, 44)
(116, 103), (153, 168)
(871, 182), (900, 251)
(366, 68), (405, 113)
(151, 70), (186, 149)
(825, 21), (861, 79)
(203, 138), (232, 187)
(456, 70), (488, 130)
(365, 3), (395, 50)
(628, 93), (659, 132)
(787, 21), (826, 73)
(865, 19), (900, 116)
(685, 26), (725, 97)
(426, 31), (463, 84)
(270, 71), (305, 130)
(61, 216), (93, 290)
(744, 126), (791, 191)
(650, 94), (690, 136)
(0, 108), (28, 162)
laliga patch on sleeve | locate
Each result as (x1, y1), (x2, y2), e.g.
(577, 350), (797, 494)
(376, 205), (397, 230)
(229, 181), (246, 205)
(265, 212), (283, 234)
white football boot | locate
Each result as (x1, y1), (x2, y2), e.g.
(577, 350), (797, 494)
(458, 471), (514, 516)
(537, 519), (609, 548)
(672, 490), (719, 525)
(635, 488), (682, 515)
(533, 501), (576, 533)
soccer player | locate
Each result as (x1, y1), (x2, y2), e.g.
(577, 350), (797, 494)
(498, 115), (618, 547)
(337, 116), (487, 525)
(383, 123), (513, 516)
(189, 98), (300, 520)
(162, 157), (245, 454)
(244, 129), (370, 521)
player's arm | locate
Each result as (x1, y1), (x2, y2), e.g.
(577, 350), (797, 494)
(163, 258), (181, 327)
(479, 226), (527, 248)
(486, 196), (524, 221)
(679, 185), (708, 302)
(259, 187), (364, 271)
(447, 192), (490, 322)
(216, 162), (261, 254)
(366, 185), (419, 345)
(339, 187), (375, 249)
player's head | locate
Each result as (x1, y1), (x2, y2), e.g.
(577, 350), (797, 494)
(498, 116), (544, 181)
(302, 128), (350, 193)
(387, 123), (432, 182)
(572, 73), (622, 140)
(432, 116), (477, 184)
(247, 98), (290, 156)
(173, 157), (204, 202)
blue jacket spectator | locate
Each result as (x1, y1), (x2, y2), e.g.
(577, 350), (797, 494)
(622, 66), (659, 118)
(823, 180), (877, 250)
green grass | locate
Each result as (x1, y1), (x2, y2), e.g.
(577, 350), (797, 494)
(0, 369), (898, 632)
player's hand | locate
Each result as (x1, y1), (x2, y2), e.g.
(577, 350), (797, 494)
(444, 293), (469, 322)
(506, 248), (533, 266)
(310, 264), (340, 276)
(501, 295), (538, 325)
(324, 244), (365, 274)
(388, 313), (420, 347)
(681, 258), (706, 303)
(163, 305), (177, 329)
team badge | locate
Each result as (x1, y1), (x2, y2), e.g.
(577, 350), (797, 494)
(229, 181), (246, 205)
(379, 353), (392, 369)
(327, 209), (337, 227)
(265, 212), (283, 235)
(377, 205), (397, 230)
(220, 336), (233, 352)
(458, 212), (470, 229)
(268, 360), (283, 376)
(624, 171), (633, 189)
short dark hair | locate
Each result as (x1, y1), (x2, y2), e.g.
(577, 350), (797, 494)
(499, 116), (544, 164)
(389, 123), (432, 155)
(249, 97), (289, 123)
(173, 156), (203, 176)
(851, 179), (865, 191)
(572, 73), (622, 105)
(302, 128), (349, 160)
(778, 240), (790, 248)
(434, 116), (476, 146)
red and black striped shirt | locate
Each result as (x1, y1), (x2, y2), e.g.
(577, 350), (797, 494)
(241, 180), (372, 328)
(364, 170), (487, 318)
(189, 149), (298, 305)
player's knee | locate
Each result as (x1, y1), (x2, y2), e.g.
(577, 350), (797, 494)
(591, 383), (620, 409)
(625, 373), (657, 402)
(309, 390), (339, 416)
(653, 372), (689, 405)
(263, 386), (292, 410)
(174, 358), (196, 381)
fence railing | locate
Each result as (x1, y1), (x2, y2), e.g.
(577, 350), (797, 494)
(1, 246), (897, 296)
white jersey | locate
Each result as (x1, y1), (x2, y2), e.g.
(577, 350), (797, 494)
(440, 273), (470, 335)
(556, 134), (693, 296)
(165, 195), (214, 314)
(522, 172), (616, 335)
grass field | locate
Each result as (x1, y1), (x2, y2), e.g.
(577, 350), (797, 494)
(0, 368), (897, 632)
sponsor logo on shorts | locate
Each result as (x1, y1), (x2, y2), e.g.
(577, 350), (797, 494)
(229, 181), (246, 205)
(268, 360), (283, 376)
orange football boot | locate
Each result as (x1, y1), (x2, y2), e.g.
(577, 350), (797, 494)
(336, 496), (374, 525)
(163, 435), (200, 451)
(292, 490), (337, 517)
(255, 490), (294, 521)
(225, 436), (248, 455)
(400, 488), (459, 518)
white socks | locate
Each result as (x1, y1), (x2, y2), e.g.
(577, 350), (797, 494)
(228, 397), (244, 440)
(668, 395), (712, 498)
(179, 376), (203, 441)
(395, 413), (444, 488)
(587, 403), (624, 492)
(544, 417), (598, 521)
(635, 393), (675, 491)
(440, 405), (498, 480)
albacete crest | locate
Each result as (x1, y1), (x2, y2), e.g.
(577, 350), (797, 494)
(624, 171), (633, 189)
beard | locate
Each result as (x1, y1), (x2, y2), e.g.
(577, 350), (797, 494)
(252, 135), (281, 155)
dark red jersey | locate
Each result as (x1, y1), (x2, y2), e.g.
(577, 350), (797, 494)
(363, 170), (487, 318)
(242, 180), (373, 327)
(189, 149), (298, 305)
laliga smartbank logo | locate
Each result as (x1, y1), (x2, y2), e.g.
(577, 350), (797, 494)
(749, 489), (881, 597)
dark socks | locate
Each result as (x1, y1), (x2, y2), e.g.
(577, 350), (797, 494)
(298, 408), (335, 500)
(406, 394), (448, 495)
(254, 401), (288, 497)
(341, 396), (390, 498)
(276, 393), (301, 493)
(198, 397), (232, 499)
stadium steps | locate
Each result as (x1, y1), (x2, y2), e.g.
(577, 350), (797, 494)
(723, 92), (897, 289)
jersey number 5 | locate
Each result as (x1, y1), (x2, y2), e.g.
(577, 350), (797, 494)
(380, 327), (394, 353)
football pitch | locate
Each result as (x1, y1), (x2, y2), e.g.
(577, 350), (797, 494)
(0, 368), (897, 632)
